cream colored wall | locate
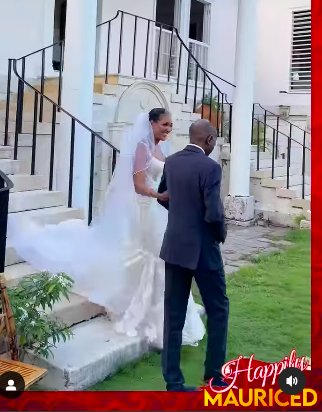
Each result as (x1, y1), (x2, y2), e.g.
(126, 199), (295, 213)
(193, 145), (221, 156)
(255, 0), (311, 113)
(96, 0), (156, 77)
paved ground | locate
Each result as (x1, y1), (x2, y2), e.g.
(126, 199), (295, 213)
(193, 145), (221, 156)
(222, 224), (290, 274)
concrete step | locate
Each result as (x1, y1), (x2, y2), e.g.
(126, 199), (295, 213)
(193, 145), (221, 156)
(3, 262), (105, 323)
(274, 174), (311, 187)
(251, 158), (285, 169)
(4, 263), (38, 287)
(0, 159), (29, 175)
(276, 184), (310, 200)
(27, 317), (149, 390)
(5, 245), (24, 267)
(9, 190), (65, 213)
(250, 166), (298, 179)
(291, 197), (311, 211)
(250, 150), (273, 161)
(9, 174), (47, 192)
(44, 293), (106, 327)
(171, 93), (186, 104)
(255, 207), (303, 228)
(261, 175), (311, 189)
(0, 132), (51, 147)
(9, 206), (84, 226)
(3, 262), (105, 325)
(0, 120), (54, 134)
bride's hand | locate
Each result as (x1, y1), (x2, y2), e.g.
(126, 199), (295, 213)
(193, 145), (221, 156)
(158, 192), (169, 202)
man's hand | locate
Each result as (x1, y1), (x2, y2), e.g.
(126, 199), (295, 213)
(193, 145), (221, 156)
(157, 192), (169, 202)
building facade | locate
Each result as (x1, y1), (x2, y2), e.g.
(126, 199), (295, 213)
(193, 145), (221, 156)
(0, 0), (311, 118)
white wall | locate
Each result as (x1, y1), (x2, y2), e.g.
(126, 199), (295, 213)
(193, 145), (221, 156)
(0, 0), (55, 86)
(96, 0), (156, 77)
(254, 0), (311, 113)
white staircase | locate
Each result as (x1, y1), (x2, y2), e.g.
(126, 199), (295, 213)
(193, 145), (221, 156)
(0, 113), (150, 390)
(0, 71), (311, 389)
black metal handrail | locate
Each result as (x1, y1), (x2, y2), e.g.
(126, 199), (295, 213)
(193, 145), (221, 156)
(0, 171), (13, 274)
(3, 8), (310, 207)
(98, 10), (229, 137)
(9, 59), (119, 226)
(16, 41), (63, 61)
(254, 103), (311, 135)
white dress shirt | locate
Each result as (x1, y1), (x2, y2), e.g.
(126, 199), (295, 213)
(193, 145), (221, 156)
(187, 144), (205, 154)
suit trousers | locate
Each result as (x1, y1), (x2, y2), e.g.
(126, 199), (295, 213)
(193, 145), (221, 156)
(162, 262), (229, 389)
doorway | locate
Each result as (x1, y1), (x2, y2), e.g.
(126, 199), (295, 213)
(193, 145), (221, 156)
(188, 0), (210, 80)
(52, 0), (66, 71)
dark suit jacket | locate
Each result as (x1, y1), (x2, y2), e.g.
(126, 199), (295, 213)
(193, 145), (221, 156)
(158, 145), (227, 271)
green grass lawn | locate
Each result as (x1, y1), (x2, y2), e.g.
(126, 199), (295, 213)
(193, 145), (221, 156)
(88, 229), (311, 391)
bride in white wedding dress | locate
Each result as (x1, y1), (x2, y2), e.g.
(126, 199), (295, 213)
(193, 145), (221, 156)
(7, 108), (205, 349)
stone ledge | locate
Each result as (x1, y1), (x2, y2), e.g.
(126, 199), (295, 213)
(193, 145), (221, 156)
(25, 317), (149, 391)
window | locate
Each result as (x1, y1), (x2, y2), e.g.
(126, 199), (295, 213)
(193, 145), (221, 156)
(189, 0), (205, 42)
(290, 9), (311, 91)
(156, 0), (176, 27)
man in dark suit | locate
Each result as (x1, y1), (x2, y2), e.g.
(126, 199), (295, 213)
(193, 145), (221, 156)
(158, 119), (228, 392)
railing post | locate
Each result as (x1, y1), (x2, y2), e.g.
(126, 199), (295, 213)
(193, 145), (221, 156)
(112, 149), (117, 174)
(216, 90), (220, 133)
(105, 21), (111, 83)
(271, 130), (276, 179)
(193, 66), (198, 112)
(256, 117), (260, 171)
(167, 27), (174, 82)
(201, 72), (206, 119)
(220, 93), (224, 138)
(184, 53), (191, 104)
(144, 20), (150, 79)
(0, 186), (9, 275)
(118, 11), (124, 74)
(286, 125), (292, 189)
(275, 116), (280, 159)
(57, 41), (64, 111)
(49, 105), (56, 191)
(251, 104), (255, 145)
(302, 131), (306, 199)
(228, 103), (232, 151)
(155, 24), (163, 80)
(13, 78), (23, 160)
(263, 110), (267, 152)
(31, 92), (38, 175)
(209, 83), (213, 124)
(176, 41), (182, 94)
(39, 49), (45, 123)
(132, 16), (138, 77)
(18, 58), (25, 134)
(88, 134), (96, 226)
(68, 119), (76, 208)
(4, 59), (12, 146)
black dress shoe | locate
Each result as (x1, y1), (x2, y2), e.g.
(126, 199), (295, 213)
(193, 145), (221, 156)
(204, 378), (229, 388)
(167, 385), (200, 392)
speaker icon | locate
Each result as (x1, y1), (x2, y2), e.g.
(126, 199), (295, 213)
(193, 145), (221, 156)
(279, 367), (306, 395)
(286, 375), (298, 387)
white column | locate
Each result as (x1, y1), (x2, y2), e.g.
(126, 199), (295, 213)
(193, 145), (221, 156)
(224, 0), (258, 224)
(56, 0), (97, 219)
(178, 0), (191, 91)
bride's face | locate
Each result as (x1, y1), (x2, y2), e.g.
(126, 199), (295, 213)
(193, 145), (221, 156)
(151, 115), (173, 143)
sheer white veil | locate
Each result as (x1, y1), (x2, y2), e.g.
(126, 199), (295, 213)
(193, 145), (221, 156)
(94, 113), (155, 224)
(7, 112), (161, 318)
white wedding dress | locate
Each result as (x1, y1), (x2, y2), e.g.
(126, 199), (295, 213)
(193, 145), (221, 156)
(7, 142), (205, 350)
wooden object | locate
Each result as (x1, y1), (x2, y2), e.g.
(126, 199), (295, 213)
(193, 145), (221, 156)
(0, 275), (47, 389)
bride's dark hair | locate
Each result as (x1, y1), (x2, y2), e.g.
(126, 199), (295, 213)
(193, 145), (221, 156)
(148, 108), (170, 122)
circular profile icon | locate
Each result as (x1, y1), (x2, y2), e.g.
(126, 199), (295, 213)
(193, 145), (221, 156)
(278, 367), (306, 396)
(0, 371), (25, 399)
